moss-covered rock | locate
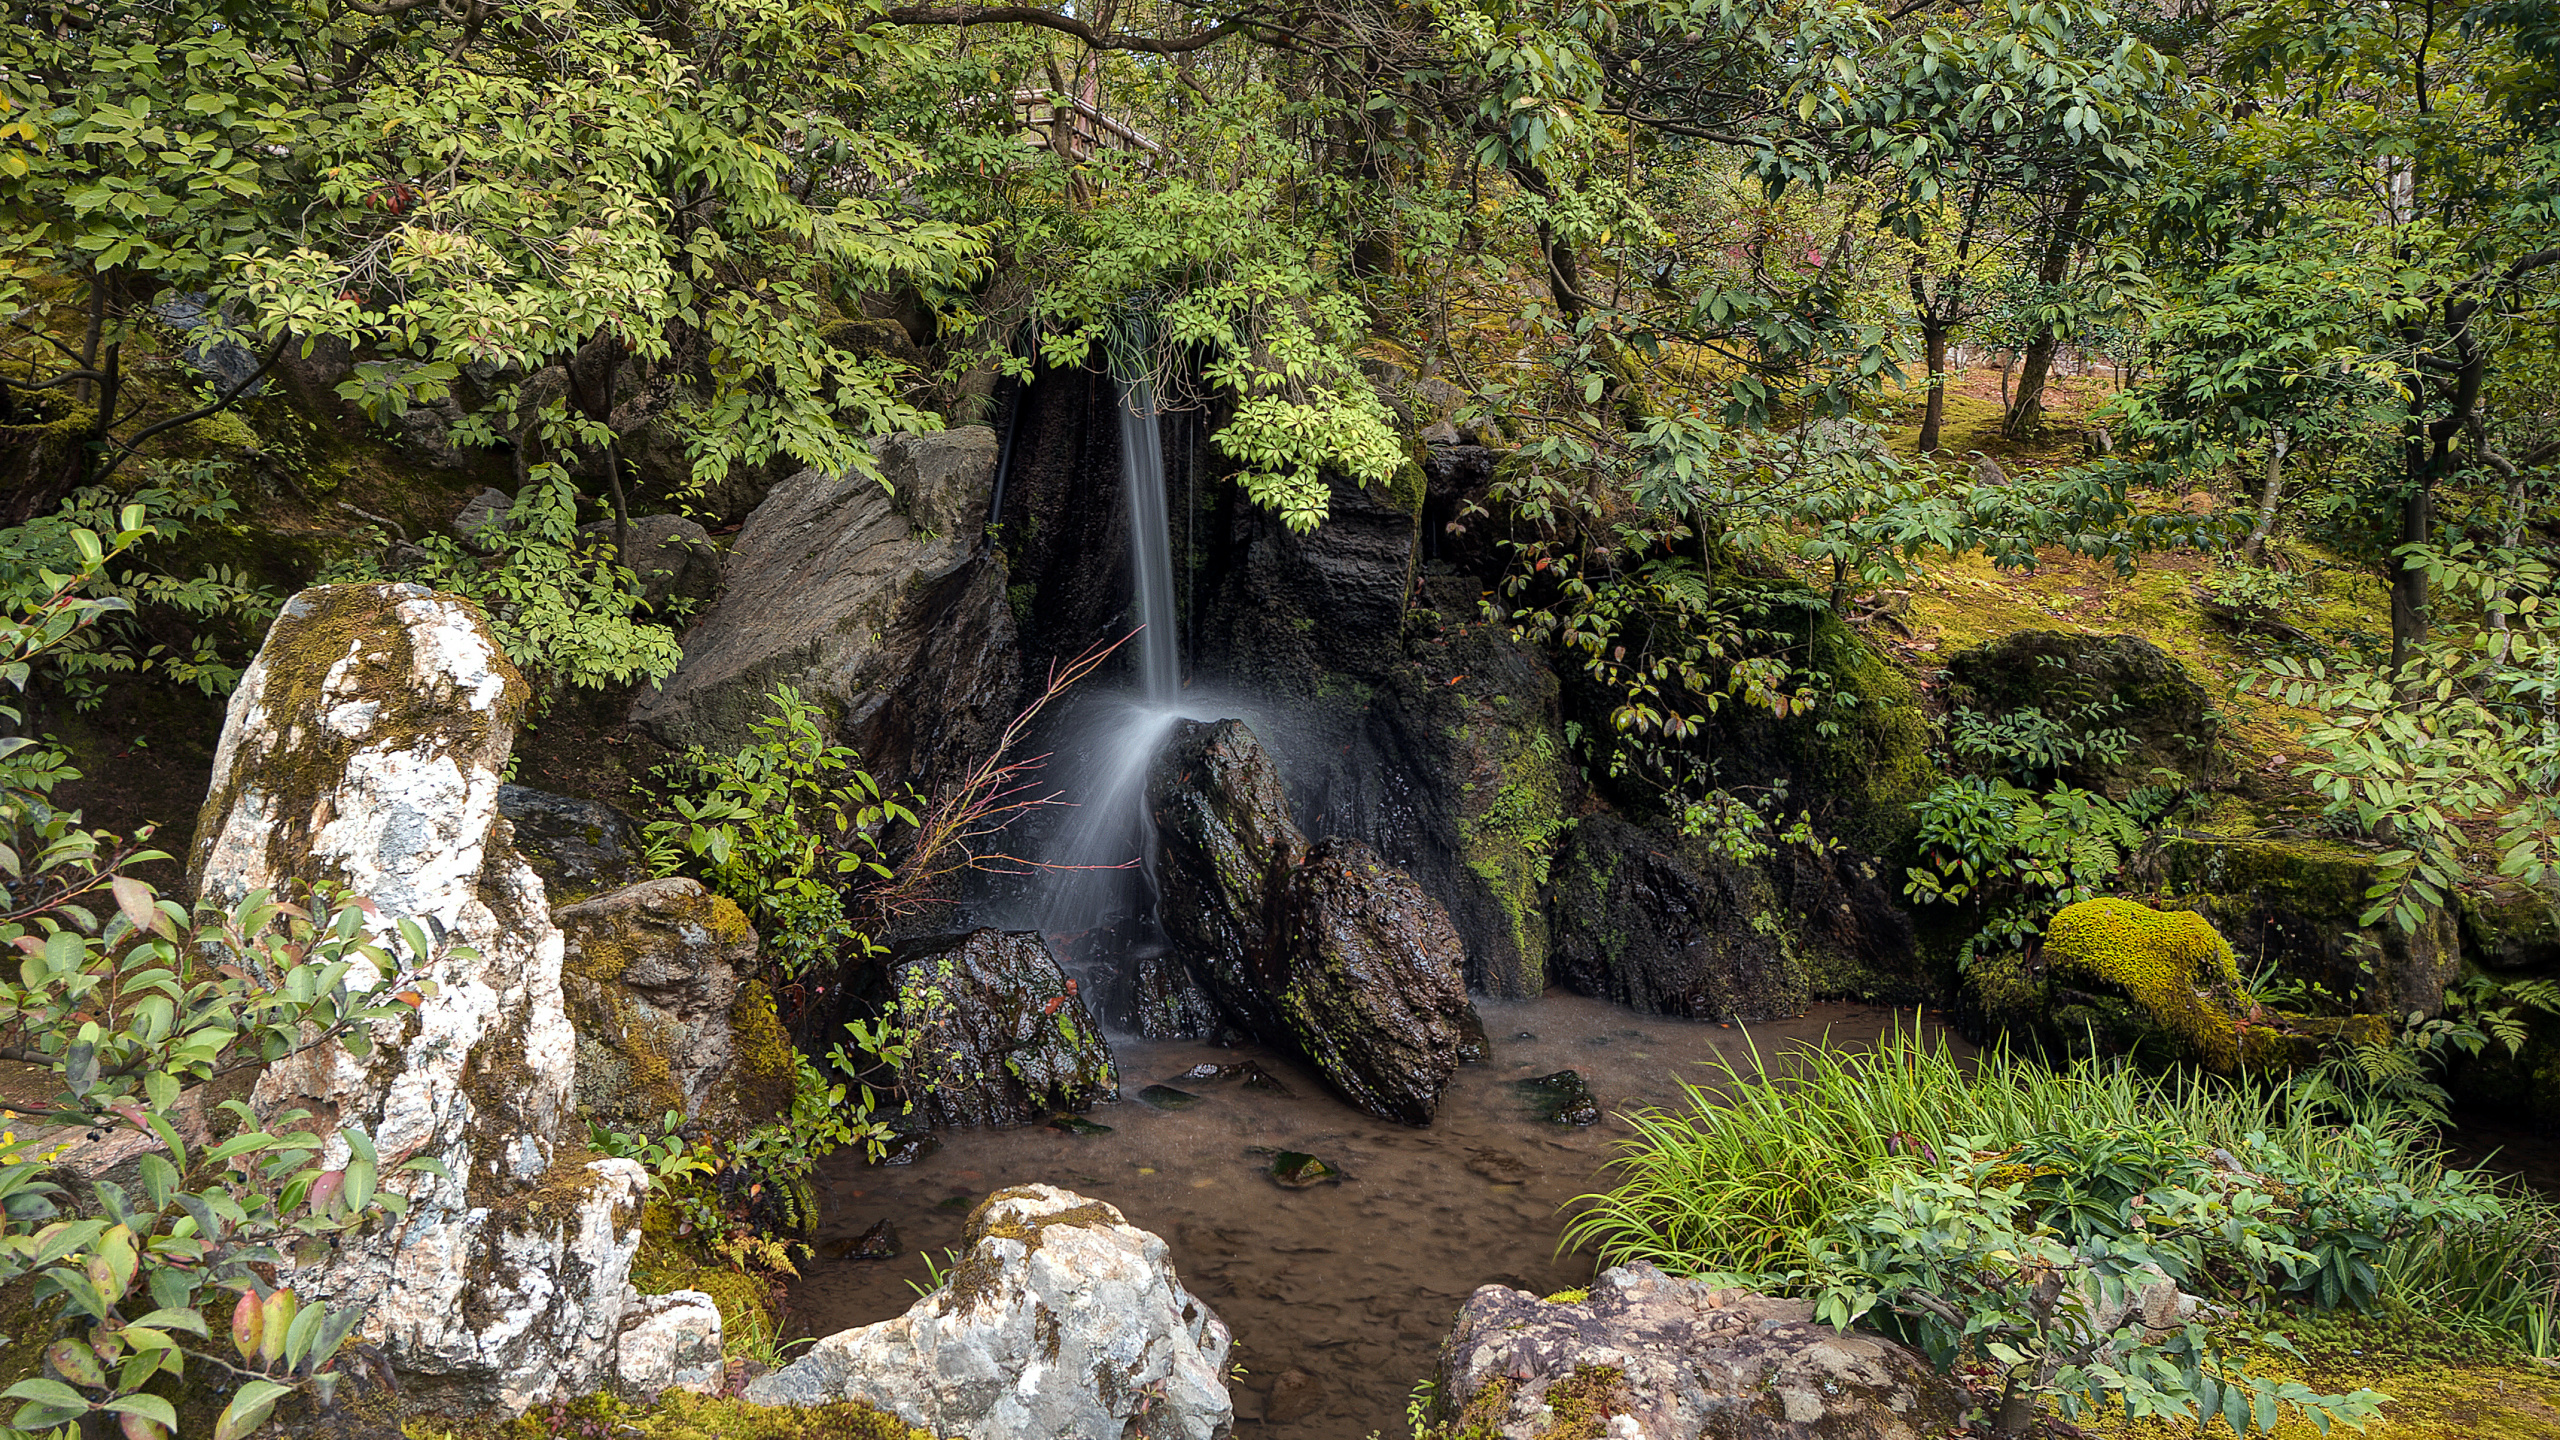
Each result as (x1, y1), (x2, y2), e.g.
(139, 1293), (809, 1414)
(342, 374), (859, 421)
(558, 877), (775, 1141)
(1972, 897), (2381, 1074)
(1942, 629), (2218, 796)
(1550, 813), (1804, 1021)
(2459, 879), (2560, 975)
(881, 929), (1118, 1129)
(2153, 835), (2462, 1021)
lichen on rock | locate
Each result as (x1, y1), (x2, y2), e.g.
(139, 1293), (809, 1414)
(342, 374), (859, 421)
(742, 1185), (1233, 1440)
(187, 582), (688, 1411)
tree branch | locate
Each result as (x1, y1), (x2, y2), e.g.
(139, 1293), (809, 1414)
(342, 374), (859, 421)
(880, 4), (1260, 53)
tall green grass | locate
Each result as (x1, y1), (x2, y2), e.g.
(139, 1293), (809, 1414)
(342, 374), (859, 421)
(1564, 1022), (2310, 1277)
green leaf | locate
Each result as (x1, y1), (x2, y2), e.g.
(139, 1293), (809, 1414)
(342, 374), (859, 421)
(213, 1380), (294, 1440)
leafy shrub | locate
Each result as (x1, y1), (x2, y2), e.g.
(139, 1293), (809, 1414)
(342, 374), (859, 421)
(1568, 1027), (2560, 1432)
(642, 683), (916, 981)
(0, 466), (281, 707)
(332, 486), (682, 694)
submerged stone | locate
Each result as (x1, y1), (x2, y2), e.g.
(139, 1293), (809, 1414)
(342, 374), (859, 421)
(1513, 1070), (1601, 1127)
(1261, 1150), (1342, 1188)
(1139, 1084), (1204, 1110)
(1048, 1114), (1114, 1135)
(1466, 1148), (1533, 1184)
(875, 1132), (941, 1167)
(821, 1219), (900, 1263)
(1176, 1060), (1299, 1097)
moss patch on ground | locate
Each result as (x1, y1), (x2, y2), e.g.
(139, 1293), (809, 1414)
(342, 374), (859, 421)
(2067, 1308), (2560, 1440)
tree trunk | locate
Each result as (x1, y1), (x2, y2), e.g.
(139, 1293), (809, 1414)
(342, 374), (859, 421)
(2241, 429), (2285, 565)
(2003, 187), (2089, 439)
(1917, 321), (1950, 454)
(2390, 422), (2433, 690)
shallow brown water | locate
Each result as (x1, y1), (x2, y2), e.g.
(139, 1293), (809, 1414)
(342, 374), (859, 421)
(798, 995), (1957, 1440)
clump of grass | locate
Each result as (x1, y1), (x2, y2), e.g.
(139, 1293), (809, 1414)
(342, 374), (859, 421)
(1564, 1022), (2305, 1277)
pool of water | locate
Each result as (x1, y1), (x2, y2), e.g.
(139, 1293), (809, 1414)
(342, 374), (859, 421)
(797, 994), (1957, 1439)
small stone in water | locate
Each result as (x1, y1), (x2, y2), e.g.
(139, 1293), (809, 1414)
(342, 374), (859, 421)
(1512, 1070), (1602, 1126)
(821, 1217), (900, 1262)
(1139, 1085), (1203, 1110)
(1049, 1114), (1114, 1135)
(1512, 1031), (1537, 1041)
(874, 1132), (941, 1166)
(1266, 1151), (1341, 1188)
(1465, 1148), (1533, 1184)
(1178, 1063), (1224, 1081)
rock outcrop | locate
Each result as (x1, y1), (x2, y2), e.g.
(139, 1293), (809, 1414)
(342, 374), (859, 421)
(584, 511), (723, 615)
(1942, 630), (2218, 796)
(498, 783), (648, 904)
(2153, 834), (2462, 1021)
(1436, 1262), (1964, 1440)
(557, 876), (792, 1140)
(1151, 718), (1476, 1124)
(744, 1185), (1234, 1440)
(885, 930), (1119, 1128)
(629, 426), (1018, 789)
(187, 582), (705, 1410)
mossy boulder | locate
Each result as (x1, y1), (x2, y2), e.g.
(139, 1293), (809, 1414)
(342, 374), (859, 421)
(1973, 897), (2374, 1074)
(2459, 878), (2560, 975)
(882, 929), (1119, 1129)
(499, 784), (650, 904)
(2153, 835), (2462, 1021)
(1941, 630), (2217, 796)
(557, 877), (780, 1142)
(1150, 718), (1480, 1123)
(187, 583), (660, 1410)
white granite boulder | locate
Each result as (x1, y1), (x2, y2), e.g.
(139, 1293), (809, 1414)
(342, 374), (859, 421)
(187, 582), (696, 1410)
(744, 1185), (1233, 1440)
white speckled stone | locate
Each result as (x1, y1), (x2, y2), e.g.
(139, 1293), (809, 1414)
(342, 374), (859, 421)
(745, 1185), (1233, 1440)
(190, 583), (686, 1410)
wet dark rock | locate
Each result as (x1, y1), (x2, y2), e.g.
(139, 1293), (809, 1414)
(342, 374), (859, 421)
(452, 487), (516, 551)
(1261, 1151), (1342, 1188)
(1048, 1115), (1114, 1135)
(1178, 1062), (1297, 1098)
(1438, 1262), (1965, 1439)
(1942, 630), (2218, 796)
(883, 929), (1117, 1129)
(875, 1132), (940, 1167)
(498, 784), (648, 905)
(1151, 719), (1478, 1124)
(1551, 813), (1806, 1022)
(1116, 943), (1222, 1041)
(822, 1219), (900, 1262)
(630, 427), (1017, 797)
(1512, 1071), (1600, 1127)
(1139, 1085), (1202, 1111)
(579, 512), (722, 615)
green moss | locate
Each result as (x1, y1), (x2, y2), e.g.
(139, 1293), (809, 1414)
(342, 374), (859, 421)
(1462, 731), (1567, 998)
(2044, 898), (2252, 1072)
(186, 407), (260, 452)
(728, 981), (794, 1123)
(629, 1198), (778, 1345)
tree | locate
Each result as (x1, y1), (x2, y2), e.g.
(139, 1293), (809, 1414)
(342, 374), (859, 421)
(2, 0), (988, 544)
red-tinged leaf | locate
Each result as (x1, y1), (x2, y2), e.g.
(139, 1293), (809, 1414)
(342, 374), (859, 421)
(231, 1288), (262, 1361)
(308, 1170), (345, 1215)
(395, 991), (424, 1008)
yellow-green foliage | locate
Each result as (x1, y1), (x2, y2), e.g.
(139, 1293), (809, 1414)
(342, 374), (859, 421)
(2044, 897), (2249, 1072)
(629, 1200), (776, 1345)
(407, 1390), (941, 1440)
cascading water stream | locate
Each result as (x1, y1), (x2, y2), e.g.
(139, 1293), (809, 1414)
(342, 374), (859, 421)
(1029, 364), (1224, 1014)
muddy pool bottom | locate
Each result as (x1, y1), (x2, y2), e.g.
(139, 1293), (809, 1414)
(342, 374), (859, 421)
(797, 995), (1955, 1439)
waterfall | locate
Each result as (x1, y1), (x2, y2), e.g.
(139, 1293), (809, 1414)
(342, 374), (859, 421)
(1028, 363), (1213, 994)
(1117, 371), (1181, 704)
